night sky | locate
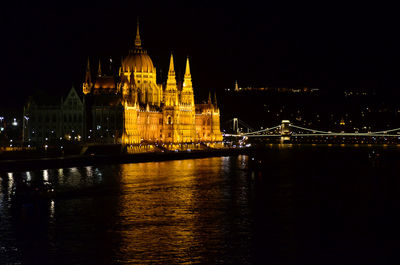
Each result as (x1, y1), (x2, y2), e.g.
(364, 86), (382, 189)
(2, 1), (400, 109)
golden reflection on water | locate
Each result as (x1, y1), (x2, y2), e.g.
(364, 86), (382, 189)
(116, 158), (225, 263)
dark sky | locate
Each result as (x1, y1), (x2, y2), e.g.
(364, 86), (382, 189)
(2, 1), (400, 109)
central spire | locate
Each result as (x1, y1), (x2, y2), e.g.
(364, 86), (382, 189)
(135, 17), (141, 48)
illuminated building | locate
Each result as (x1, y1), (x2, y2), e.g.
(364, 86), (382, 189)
(83, 21), (222, 145)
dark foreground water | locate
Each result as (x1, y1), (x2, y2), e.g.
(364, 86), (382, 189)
(1, 145), (400, 264)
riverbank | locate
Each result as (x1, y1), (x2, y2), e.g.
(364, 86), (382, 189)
(0, 148), (252, 172)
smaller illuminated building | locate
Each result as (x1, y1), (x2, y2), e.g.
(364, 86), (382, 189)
(23, 87), (84, 144)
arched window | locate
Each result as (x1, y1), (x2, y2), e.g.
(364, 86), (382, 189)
(168, 116), (172, 125)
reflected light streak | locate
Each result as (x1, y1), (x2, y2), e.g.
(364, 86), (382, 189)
(58, 168), (64, 184)
(43, 170), (49, 182)
(94, 168), (102, 181)
(7, 173), (13, 199)
(50, 200), (55, 219)
(86, 166), (93, 178)
(26, 171), (32, 182)
(116, 158), (224, 262)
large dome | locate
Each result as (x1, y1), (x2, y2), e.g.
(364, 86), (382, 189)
(122, 19), (155, 73)
(122, 50), (154, 73)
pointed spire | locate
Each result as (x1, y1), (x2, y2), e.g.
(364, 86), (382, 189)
(214, 91), (218, 106)
(83, 57), (92, 94)
(85, 57), (92, 84)
(184, 56), (191, 77)
(183, 56), (193, 92)
(97, 59), (102, 77)
(168, 53), (175, 75)
(165, 53), (178, 106)
(166, 53), (177, 87)
(135, 17), (141, 48)
(208, 91), (212, 104)
(182, 56), (194, 105)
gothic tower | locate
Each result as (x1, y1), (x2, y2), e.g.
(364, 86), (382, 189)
(179, 57), (196, 142)
(162, 53), (180, 143)
(181, 57), (194, 106)
(164, 54), (179, 106)
(83, 58), (92, 95)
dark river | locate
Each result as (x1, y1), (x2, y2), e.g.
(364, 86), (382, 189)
(1, 145), (400, 264)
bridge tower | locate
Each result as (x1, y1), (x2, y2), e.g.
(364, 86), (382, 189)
(281, 120), (291, 135)
(233, 118), (239, 134)
(281, 120), (291, 142)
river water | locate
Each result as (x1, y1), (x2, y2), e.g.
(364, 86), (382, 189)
(1, 145), (400, 264)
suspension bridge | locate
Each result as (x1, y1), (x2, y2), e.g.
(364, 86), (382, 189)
(224, 119), (400, 143)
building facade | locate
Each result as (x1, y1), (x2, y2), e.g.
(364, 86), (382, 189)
(23, 87), (84, 144)
(83, 22), (223, 145)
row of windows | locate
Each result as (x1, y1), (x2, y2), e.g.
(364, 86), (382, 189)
(30, 113), (82, 123)
(64, 114), (82, 123)
(31, 128), (81, 137)
(136, 74), (149, 78)
(66, 99), (81, 108)
(30, 115), (57, 123)
(202, 120), (211, 125)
